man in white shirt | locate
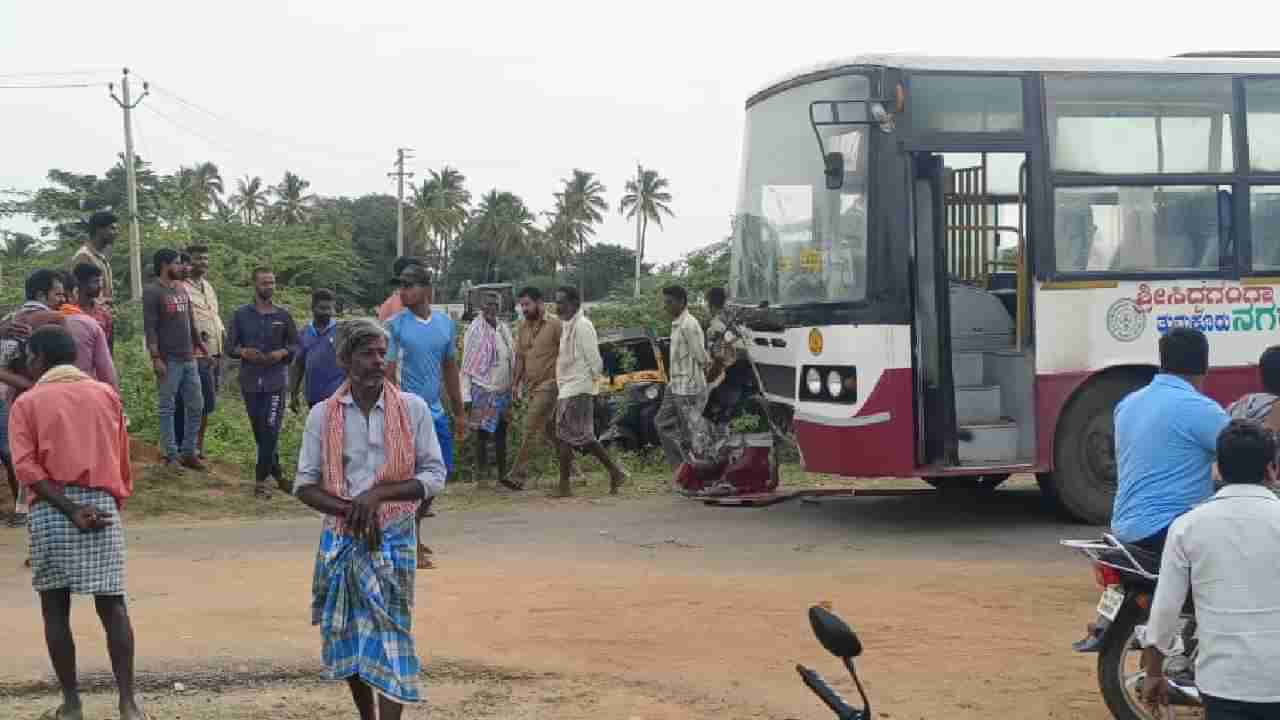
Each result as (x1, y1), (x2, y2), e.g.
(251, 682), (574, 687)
(553, 286), (627, 498)
(1144, 419), (1280, 718)
(655, 285), (718, 470)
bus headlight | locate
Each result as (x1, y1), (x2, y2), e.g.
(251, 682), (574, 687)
(805, 368), (822, 396)
(826, 370), (843, 398)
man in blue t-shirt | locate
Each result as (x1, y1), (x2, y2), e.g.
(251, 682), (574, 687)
(290, 288), (346, 414)
(1112, 327), (1230, 555)
(384, 262), (464, 569)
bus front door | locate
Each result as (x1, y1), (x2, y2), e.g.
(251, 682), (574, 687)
(911, 153), (958, 466)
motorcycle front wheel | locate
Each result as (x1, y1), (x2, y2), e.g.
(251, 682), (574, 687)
(1098, 599), (1199, 719)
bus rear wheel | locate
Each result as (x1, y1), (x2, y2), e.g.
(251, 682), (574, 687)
(1041, 374), (1150, 525)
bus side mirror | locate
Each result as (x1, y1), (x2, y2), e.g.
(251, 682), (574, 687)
(824, 152), (845, 190)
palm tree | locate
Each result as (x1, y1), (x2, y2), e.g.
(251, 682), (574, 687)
(619, 165), (674, 297)
(271, 171), (316, 225)
(541, 197), (576, 281)
(231, 175), (270, 224)
(211, 196), (238, 223)
(192, 161), (224, 215)
(556, 169), (608, 296)
(472, 189), (536, 282)
(408, 166), (471, 270)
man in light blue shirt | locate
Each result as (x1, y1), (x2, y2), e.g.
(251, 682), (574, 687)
(1112, 328), (1230, 553)
(383, 262), (464, 570)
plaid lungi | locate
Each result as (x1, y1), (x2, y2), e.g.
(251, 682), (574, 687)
(29, 486), (125, 595)
(466, 386), (512, 433)
(311, 514), (421, 703)
(556, 394), (597, 449)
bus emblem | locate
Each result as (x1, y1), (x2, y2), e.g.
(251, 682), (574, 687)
(808, 328), (824, 355)
(1106, 299), (1146, 343)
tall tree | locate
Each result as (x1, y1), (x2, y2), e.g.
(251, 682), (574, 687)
(271, 171), (316, 225)
(192, 161), (225, 213)
(619, 165), (674, 297)
(556, 169), (608, 296)
(471, 189), (536, 283)
(231, 175), (270, 225)
(541, 196), (576, 281)
(408, 166), (471, 271)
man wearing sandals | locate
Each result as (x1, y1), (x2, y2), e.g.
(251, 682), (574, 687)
(14, 326), (141, 720)
(295, 318), (446, 720)
(227, 267), (300, 499)
(504, 286), (578, 490)
(384, 263), (464, 569)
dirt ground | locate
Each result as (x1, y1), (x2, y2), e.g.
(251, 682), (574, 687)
(0, 479), (1117, 719)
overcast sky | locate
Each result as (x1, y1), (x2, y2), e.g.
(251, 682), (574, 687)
(2, 1), (1277, 263)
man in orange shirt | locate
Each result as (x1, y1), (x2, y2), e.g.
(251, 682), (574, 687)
(12, 325), (141, 720)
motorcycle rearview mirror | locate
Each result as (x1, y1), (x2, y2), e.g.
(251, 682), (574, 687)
(809, 606), (862, 659)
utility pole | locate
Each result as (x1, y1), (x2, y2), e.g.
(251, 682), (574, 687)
(109, 68), (148, 300)
(388, 148), (414, 257)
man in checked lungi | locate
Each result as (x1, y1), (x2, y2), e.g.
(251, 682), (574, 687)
(294, 318), (447, 719)
(12, 326), (141, 720)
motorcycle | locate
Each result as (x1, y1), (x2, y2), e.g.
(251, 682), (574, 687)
(798, 605), (872, 719)
(1062, 535), (1201, 719)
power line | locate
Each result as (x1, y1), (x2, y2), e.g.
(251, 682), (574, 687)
(0, 68), (112, 78)
(138, 77), (384, 166)
(140, 101), (238, 155)
(0, 82), (100, 89)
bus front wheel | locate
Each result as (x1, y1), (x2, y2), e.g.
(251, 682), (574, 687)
(1040, 374), (1149, 525)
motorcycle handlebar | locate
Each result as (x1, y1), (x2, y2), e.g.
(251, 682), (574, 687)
(796, 664), (862, 719)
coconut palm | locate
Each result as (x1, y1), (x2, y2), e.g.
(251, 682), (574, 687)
(472, 189), (536, 282)
(619, 165), (674, 297)
(408, 166), (471, 270)
(271, 171), (316, 225)
(541, 197), (577, 281)
(231, 175), (270, 225)
(192, 161), (224, 213)
(556, 169), (608, 296)
(211, 196), (238, 223)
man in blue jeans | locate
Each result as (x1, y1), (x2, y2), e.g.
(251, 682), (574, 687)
(143, 249), (206, 471)
(1112, 327), (1230, 554)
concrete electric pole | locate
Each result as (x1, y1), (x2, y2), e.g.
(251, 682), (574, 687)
(388, 148), (414, 257)
(109, 68), (149, 300)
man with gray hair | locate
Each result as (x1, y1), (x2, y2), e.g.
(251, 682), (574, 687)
(294, 317), (447, 720)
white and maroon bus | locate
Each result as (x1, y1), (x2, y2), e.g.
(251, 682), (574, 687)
(731, 53), (1280, 523)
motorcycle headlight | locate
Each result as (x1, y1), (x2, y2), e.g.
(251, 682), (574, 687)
(826, 370), (843, 398)
(644, 385), (660, 400)
(805, 368), (822, 396)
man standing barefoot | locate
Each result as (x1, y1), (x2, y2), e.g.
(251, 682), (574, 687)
(13, 326), (141, 720)
(553, 286), (628, 497)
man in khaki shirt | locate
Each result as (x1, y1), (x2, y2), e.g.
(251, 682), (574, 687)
(504, 286), (575, 489)
(179, 244), (225, 458)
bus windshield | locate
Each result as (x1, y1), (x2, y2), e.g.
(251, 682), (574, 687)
(732, 73), (870, 307)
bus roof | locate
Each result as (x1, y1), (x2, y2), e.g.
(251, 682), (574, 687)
(751, 53), (1280, 103)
